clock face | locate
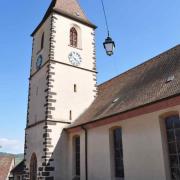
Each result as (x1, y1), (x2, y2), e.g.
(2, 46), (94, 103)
(68, 52), (82, 66)
(36, 55), (43, 69)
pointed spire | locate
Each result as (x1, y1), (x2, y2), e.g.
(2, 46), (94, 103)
(31, 0), (96, 36)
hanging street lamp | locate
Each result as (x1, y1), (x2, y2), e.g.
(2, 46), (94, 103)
(103, 36), (115, 56)
(101, 0), (115, 56)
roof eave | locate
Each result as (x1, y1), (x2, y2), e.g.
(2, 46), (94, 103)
(66, 93), (180, 131)
(31, 10), (52, 37)
(53, 9), (97, 29)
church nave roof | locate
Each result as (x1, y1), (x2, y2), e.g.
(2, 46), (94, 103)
(68, 45), (180, 128)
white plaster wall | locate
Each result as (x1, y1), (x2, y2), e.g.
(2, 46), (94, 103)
(31, 16), (51, 75)
(68, 105), (180, 180)
(48, 13), (97, 124)
(122, 113), (166, 180)
(50, 63), (96, 122)
(48, 123), (69, 180)
(28, 65), (48, 125)
(25, 123), (45, 171)
(53, 14), (95, 71)
(88, 128), (112, 180)
(68, 130), (86, 180)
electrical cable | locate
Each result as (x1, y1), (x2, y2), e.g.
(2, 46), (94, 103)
(100, 0), (110, 37)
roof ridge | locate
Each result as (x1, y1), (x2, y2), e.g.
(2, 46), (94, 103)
(76, 0), (88, 19)
(0, 155), (15, 158)
(98, 44), (180, 88)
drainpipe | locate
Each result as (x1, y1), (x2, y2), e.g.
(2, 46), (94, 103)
(81, 126), (88, 180)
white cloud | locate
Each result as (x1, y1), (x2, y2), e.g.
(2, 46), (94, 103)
(0, 138), (24, 154)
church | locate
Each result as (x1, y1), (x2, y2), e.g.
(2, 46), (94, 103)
(14, 0), (180, 180)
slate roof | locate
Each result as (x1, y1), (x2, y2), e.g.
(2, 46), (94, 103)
(31, 0), (96, 36)
(11, 160), (24, 174)
(0, 156), (14, 180)
(68, 45), (180, 128)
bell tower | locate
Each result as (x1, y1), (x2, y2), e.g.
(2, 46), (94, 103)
(23, 0), (97, 179)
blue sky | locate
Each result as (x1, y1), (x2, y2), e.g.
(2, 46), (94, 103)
(0, 0), (180, 153)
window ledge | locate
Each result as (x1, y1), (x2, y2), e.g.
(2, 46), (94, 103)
(72, 176), (80, 180)
(115, 178), (124, 180)
(68, 45), (82, 50)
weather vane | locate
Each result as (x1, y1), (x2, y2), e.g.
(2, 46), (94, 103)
(101, 0), (115, 56)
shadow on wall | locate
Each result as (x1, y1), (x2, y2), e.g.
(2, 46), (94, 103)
(44, 127), (71, 180)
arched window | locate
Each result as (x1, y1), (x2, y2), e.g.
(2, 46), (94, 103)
(165, 115), (180, 179)
(30, 153), (37, 180)
(70, 27), (78, 47)
(113, 128), (124, 179)
(41, 33), (44, 50)
(74, 136), (80, 176)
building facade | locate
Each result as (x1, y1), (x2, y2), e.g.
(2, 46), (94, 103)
(24, 0), (97, 180)
(23, 0), (180, 180)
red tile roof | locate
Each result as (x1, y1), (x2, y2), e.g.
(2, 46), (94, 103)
(0, 156), (14, 180)
(68, 45), (180, 128)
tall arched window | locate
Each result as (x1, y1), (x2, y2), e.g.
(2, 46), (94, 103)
(70, 27), (78, 47)
(113, 128), (124, 179)
(165, 115), (180, 179)
(30, 153), (37, 180)
(41, 33), (44, 50)
(74, 136), (80, 176)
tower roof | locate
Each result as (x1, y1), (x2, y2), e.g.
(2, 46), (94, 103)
(31, 0), (96, 36)
(54, 0), (89, 22)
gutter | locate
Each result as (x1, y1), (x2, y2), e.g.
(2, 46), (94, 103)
(81, 126), (88, 180)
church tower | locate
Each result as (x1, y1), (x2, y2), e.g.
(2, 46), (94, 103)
(24, 0), (97, 179)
